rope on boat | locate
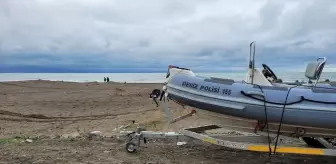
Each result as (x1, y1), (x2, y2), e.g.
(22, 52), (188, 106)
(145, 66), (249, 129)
(252, 85), (272, 156)
(241, 85), (336, 155)
(240, 91), (304, 105)
(301, 96), (336, 104)
(241, 91), (336, 105)
(273, 85), (299, 154)
(241, 84), (301, 156)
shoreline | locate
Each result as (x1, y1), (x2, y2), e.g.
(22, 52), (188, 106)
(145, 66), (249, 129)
(1, 79), (335, 85)
(1, 72), (335, 84)
(0, 79), (164, 85)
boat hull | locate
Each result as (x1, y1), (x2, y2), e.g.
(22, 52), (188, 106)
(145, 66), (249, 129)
(165, 73), (336, 134)
(193, 108), (336, 138)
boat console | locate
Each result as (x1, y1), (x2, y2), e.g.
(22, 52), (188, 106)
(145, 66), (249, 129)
(247, 41), (329, 88)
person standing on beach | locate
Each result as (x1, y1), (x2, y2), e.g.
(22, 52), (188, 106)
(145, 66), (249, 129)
(104, 77), (106, 82)
(107, 77), (110, 83)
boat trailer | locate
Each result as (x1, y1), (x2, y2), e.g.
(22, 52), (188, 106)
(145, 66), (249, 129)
(119, 97), (336, 157)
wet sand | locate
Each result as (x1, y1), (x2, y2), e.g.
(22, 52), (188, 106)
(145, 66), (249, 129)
(0, 80), (335, 164)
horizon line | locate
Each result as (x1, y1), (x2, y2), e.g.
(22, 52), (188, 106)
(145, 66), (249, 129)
(1, 71), (336, 73)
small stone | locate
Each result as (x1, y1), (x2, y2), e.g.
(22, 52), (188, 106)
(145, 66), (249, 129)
(69, 132), (80, 138)
(60, 134), (69, 139)
(25, 139), (33, 143)
(89, 131), (102, 136)
(88, 131), (103, 140)
(61, 132), (80, 139)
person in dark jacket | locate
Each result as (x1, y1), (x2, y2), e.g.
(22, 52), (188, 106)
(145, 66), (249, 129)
(104, 77), (106, 82)
(107, 77), (110, 83)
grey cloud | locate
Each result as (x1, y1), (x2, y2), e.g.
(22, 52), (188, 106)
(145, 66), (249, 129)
(0, 0), (335, 69)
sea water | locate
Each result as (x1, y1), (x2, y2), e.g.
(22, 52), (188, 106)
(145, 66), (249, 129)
(0, 72), (335, 83)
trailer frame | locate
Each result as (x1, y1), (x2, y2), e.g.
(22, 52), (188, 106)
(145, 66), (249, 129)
(119, 97), (336, 156)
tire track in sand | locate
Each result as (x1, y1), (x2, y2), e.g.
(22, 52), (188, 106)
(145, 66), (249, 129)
(0, 108), (157, 122)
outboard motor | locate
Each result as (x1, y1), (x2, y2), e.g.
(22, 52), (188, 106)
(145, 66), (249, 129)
(149, 89), (161, 107)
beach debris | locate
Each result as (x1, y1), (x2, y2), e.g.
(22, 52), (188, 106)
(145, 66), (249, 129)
(115, 87), (125, 92)
(88, 131), (103, 140)
(115, 124), (131, 131)
(25, 139), (33, 143)
(176, 141), (187, 146)
(228, 131), (243, 135)
(146, 162), (157, 164)
(60, 132), (80, 139)
(90, 131), (102, 135)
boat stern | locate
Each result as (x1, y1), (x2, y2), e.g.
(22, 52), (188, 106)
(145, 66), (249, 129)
(162, 64), (195, 93)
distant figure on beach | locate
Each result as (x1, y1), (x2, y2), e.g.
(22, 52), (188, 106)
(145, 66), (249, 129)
(107, 77), (110, 83)
(104, 77), (106, 82)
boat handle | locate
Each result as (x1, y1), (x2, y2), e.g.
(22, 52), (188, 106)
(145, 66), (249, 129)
(246, 91), (264, 97)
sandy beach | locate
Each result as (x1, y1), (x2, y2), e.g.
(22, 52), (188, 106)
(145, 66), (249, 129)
(1, 80), (336, 164)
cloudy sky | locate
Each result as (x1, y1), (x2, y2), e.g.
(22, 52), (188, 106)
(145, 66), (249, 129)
(0, 0), (336, 73)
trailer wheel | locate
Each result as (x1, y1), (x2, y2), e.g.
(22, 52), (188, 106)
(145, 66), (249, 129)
(301, 137), (325, 148)
(126, 142), (137, 153)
